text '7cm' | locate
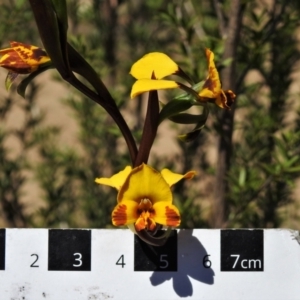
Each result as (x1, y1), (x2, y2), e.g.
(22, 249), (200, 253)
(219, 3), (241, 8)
(230, 254), (262, 269)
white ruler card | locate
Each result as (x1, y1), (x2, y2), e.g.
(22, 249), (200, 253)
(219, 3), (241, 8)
(0, 228), (300, 300)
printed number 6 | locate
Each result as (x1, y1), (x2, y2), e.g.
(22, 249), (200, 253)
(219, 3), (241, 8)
(73, 253), (82, 267)
(203, 255), (212, 268)
(160, 254), (169, 269)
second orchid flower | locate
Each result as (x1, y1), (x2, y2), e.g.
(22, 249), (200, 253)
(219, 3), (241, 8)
(130, 48), (236, 110)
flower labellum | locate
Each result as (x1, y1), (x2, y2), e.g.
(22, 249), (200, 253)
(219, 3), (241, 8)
(95, 163), (196, 233)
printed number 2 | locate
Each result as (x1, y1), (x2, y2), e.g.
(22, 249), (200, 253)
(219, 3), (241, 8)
(30, 254), (39, 268)
(73, 253), (82, 267)
(116, 255), (125, 268)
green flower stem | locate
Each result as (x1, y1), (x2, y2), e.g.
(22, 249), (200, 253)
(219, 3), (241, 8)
(134, 90), (159, 167)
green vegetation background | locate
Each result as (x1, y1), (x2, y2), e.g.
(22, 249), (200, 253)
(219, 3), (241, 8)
(1, 0), (300, 230)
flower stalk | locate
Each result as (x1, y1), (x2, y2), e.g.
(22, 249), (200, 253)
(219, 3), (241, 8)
(134, 90), (159, 167)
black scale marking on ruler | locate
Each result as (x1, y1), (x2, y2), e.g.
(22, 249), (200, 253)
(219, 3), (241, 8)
(48, 229), (91, 271)
(0, 229), (5, 270)
(134, 230), (177, 271)
(221, 229), (264, 272)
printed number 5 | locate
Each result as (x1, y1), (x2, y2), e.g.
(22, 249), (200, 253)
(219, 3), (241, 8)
(160, 254), (169, 269)
(73, 253), (82, 267)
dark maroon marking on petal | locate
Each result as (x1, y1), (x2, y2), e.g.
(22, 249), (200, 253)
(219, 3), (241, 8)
(112, 204), (127, 226)
(218, 90), (236, 110)
(17, 48), (30, 60)
(1, 66), (32, 74)
(202, 77), (214, 90)
(151, 71), (156, 80)
(165, 206), (180, 227)
(0, 51), (22, 63)
(0, 53), (32, 73)
(32, 48), (48, 61)
(224, 90), (236, 107)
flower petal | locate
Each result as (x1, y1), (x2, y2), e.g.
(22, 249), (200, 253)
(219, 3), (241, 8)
(161, 168), (196, 187)
(199, 48), (221, 99)
(0, 51), (32, 74)
(130, 52), (179, 80)
(153, 202), (181, 227)
(131, 79), (179, 98)
(118, 164), (172, 204)
(215, 89), (236, 109)
(198, 83), (215, 98)
(111, 200), (138, 226)
(95, 166), (132, 190)
(12, 42), (50, 66)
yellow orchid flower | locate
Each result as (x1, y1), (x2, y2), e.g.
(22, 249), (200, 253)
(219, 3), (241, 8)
(0, 41), (50, 74)
(130, 49), (236, 109)
(95, 163), (196, 232)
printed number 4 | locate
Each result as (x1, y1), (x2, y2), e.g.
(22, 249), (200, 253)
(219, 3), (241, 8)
(116, 255), (125, 268)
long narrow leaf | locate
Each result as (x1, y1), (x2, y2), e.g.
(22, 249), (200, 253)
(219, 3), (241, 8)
(28, 0), (69, 77)
(17, 64), (54, 98)
(67, 43), (113, 102)
(169, 112), (207, 124)
(158, 99), (193, 124)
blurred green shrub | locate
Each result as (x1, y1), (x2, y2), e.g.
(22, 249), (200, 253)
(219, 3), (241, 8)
(0, 0), (300, 229)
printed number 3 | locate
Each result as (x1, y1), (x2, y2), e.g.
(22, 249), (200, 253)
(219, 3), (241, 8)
(73, 253), (82, 267)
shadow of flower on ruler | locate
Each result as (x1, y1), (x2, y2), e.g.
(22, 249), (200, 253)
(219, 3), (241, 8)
(149, 229), (214, 297)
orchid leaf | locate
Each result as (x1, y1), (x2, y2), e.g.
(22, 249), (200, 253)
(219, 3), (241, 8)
(178, 129), (203, 142)
(169, 112), (208, 124)
(51, 0), (68, 65)
(174, 81), (205, 101)
(158, 99), (193, 124)
(177, 105), (209, 142)
(28, 0), (69, 77)
(17, 64), (54, 98)
(51, 0), (68, 34)
(67, 43), (113, 101)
